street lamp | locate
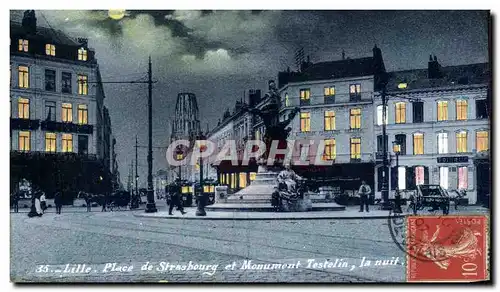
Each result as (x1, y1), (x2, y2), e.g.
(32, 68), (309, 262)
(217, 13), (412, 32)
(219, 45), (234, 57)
(175, 147), (184, 181)
(196, 133), (207, 216)
(392, 141), (402, 213)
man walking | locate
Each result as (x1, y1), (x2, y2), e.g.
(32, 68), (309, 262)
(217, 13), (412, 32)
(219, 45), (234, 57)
(54, 191), (63, 214)
(358, 180), (372, 212)
(168, 181), (186, 215)
(12, 192), (19, 213)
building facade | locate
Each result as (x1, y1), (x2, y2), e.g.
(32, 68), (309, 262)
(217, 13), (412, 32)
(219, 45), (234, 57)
(270, 47), (386, 194)
(10, 10), (113, 196)
(373, 57), (490, 204)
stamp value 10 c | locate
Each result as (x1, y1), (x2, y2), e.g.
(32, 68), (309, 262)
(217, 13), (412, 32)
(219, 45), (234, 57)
(406, 215), (489, 282)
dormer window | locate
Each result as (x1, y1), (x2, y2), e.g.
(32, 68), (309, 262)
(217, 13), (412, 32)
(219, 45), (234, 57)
(45, 44), (56, 56)
(78, 47), (88, 61)
(18, 39), (28, 52)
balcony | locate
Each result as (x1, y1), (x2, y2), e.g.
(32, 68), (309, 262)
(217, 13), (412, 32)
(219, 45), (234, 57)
(41, 120), (93, 134)
(11, 150), (98, 161)
(10, 118), (40, 130)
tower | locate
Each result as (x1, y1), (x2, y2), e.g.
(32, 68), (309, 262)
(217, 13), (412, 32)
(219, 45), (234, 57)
(170, 93), (201, 142)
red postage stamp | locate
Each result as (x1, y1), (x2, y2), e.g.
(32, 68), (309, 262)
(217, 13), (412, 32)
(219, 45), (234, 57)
(406, 215), (489, 282)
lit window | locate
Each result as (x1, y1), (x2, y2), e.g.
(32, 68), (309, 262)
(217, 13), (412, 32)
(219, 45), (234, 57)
(45, 44), (56, 56)
(62, 134), (73, 153)
(415, 166), (424, 185)
(377, 105), (388, 125)
(476, 131), (488, 152)
(324, 111), (335, 131)
(78, 47), (88, 61)
(440, 167), (449, 190)
(456, 131), (467, 153)
(78, 75), (88, 95)
(300, 112), (310, 132)
(350, 138), (361, 159)
(437, 101), (448, 121)
(239, 173), (247, 188)
(456, 100), (468, 121)
(437, 133), (448, 154)
(300, 89), (310, 105)
(323, 139), (336, 160)
(349, 108), (361, 129)
(18, 39), (28, 52)
(249, 172), (257, 181)
(220, 174), (225, 184)
(78, 104), (88, 125)
(62, 103), (73, 122)
(18, 131), (30, 151)
(398, 83), (408, 89)
(349, 84), (361, 99)
(324, 86), (335, 96)
(231, 173), (236, 189)
(284, 93), (290, 107)
(413, 133), (424, 155)
(182, 186), (189, 193)
(18, 66), (29, 88)
(210, 185), (215, 192)
(18, 97), (29, 119)
(398, 167), (406, 190)
(458, 166), (468, 189)
(395, 102), (406, 124)
(45, 133), (56, 152)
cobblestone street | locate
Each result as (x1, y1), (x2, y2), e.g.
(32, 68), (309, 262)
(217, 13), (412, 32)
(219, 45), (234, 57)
(11, 203), (410, 283)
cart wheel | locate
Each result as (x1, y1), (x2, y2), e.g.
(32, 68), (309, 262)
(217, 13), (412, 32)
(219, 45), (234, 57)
(412, 203), (418, 215)
(442, 203), (449, 215)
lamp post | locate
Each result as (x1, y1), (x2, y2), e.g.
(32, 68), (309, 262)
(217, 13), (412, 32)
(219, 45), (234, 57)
(196, 134), (207, 216)
(392, 141), (402, 213)
(175, 147), (184, 181)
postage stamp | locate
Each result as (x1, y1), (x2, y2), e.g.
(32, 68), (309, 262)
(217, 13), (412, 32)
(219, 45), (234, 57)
(406, 215), (489, 282)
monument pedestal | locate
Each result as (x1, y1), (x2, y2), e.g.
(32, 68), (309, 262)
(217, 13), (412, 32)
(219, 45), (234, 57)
(206, 164), (345, 212)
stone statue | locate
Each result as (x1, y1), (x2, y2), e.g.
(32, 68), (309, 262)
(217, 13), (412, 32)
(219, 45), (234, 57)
(246, 80), (300, 160)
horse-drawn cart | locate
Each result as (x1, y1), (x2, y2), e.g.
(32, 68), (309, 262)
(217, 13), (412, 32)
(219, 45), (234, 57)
(408, 184), (450, 215)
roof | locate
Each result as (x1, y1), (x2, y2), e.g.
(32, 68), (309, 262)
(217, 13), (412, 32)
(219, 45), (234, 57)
(281, 56), (377, 85)
(387, 62), (490, 92)
(302, 57), (376, 80)
(10, 21), (81, 46)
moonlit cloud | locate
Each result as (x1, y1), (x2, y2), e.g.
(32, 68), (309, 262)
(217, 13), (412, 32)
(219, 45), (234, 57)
(10, 10), (489, 186)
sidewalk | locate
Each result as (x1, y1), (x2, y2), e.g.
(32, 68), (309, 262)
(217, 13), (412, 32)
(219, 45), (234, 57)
(134, 205), (489, 221)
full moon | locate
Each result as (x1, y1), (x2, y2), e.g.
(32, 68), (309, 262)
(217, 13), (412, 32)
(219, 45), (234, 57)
(108, 9), (126, 20)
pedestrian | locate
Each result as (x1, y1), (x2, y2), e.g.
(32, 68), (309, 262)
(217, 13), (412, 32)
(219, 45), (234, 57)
(83, 192), (92, 212)
(34, 192), (43, 216)
(101, 193), (107, 212)
(358, 180), (372, 212)
(54, 191), (63, 214)
(168, 182), (186, 215)
(40, 192), (47, 214)
(12, 192), (19, 213)
(28, 193), (41, 218)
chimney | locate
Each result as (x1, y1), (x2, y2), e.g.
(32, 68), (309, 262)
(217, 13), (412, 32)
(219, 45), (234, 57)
(373, 45), (387, 91)
(22, 10), (37, 34)
(428, 54), (443, 79)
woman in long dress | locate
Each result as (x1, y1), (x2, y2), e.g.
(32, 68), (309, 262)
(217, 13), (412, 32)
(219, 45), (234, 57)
(34, 193), (43, 216)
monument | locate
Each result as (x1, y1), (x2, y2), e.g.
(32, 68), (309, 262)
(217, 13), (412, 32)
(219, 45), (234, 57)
(206, 80), (345, 212)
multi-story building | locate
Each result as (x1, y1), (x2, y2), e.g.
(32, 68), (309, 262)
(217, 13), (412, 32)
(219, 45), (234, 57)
(10, 10), (112, 195)
(373, 56), (490, 204)
(273, 46), (386, 194)
(206, 97), (257, 191)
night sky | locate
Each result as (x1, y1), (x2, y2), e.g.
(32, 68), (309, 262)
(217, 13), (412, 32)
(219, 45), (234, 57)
(10, 10), (489, 186)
